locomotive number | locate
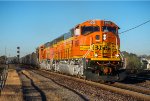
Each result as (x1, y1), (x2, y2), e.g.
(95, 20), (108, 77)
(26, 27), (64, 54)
(93, 45), (110, 50)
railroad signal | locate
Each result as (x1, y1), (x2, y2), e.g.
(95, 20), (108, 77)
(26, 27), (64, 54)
(17, 55), (20, 58)
(17, 47), (20, 63)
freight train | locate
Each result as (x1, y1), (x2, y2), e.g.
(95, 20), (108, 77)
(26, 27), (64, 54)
(21, 19), (126, 82)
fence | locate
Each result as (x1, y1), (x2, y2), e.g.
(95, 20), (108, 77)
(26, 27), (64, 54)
(0, 65), (8, 95)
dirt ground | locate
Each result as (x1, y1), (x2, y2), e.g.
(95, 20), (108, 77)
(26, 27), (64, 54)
(0, 65), (23, 101)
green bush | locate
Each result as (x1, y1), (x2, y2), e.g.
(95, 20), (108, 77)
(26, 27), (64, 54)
(122, 51), (141, 69)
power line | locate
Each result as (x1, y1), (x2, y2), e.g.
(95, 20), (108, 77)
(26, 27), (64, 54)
(119, 19), (150, 34)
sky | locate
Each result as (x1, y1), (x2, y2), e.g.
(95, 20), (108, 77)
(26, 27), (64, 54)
(0, 1), (150, 57)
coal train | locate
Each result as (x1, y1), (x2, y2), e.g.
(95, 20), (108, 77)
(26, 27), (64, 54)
(20, 19), (126, 82)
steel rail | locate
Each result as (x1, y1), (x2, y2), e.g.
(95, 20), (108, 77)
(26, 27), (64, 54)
(31, 69), (150, 101)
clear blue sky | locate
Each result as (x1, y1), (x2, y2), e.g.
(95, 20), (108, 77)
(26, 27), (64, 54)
(0, 1), (150, 57)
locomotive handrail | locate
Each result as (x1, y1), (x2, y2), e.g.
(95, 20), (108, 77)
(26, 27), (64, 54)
(83, 44), (94, 58)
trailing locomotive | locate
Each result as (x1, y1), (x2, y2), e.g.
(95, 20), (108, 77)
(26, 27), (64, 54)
(23, 20), (126, 82)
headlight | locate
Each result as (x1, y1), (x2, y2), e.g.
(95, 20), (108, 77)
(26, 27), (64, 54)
(103, 34), (106, 40)
(89, 20), (95, 24)
(115, 54), (119, 57)
(94, 53), (98, 57)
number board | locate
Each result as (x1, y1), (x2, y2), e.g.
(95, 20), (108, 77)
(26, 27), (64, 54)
(93, 44), (111, 51)
(80, 46), (90, 50)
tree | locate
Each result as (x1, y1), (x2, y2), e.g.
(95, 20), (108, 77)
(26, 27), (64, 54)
(0, 55), (6, 64)
(122, 51), (141, 69)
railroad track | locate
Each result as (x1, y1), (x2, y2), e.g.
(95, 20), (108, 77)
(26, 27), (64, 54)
(129, 76), (150, 81)
(135, 81), (150, 90)
(126, 69), (150, 88)
(28, 69), (150, 101)
(119, 75), (150, 90)
(19, 69), (89, 101)
(110, 82), (150, 95)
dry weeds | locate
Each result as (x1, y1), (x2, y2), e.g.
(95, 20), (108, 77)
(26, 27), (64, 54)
(22, 70), (62, 101)
(0, 68), (23, 101)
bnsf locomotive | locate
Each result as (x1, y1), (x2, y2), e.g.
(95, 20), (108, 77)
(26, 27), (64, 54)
(21, 19), (126, 82)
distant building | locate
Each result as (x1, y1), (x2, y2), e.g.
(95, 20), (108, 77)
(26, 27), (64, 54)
(0, 56), (6, 64)
(147, 60), (150, 69)
(7, 57), (18, 64)
(141, 58), (150, 69)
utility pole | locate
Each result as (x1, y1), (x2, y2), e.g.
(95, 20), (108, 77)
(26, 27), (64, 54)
(17, 47), (20, 64)
(5, 46), (7, 64)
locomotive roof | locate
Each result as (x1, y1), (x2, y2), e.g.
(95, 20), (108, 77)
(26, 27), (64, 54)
(39, 19), (119, 48)
(80, 19), (119, 28)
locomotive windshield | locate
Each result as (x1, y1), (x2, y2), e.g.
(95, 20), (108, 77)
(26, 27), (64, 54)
(102, 26), (117, 34)
(81, 26), (100, 35)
